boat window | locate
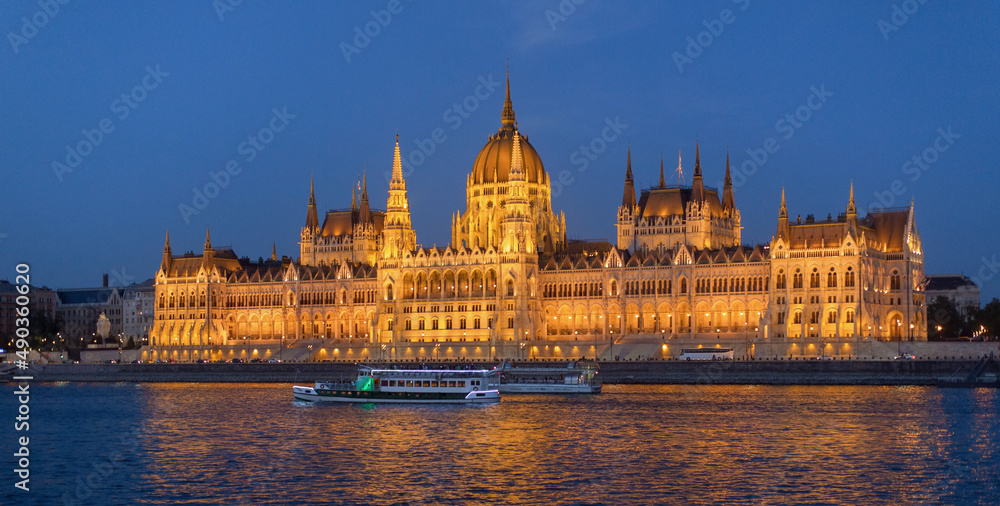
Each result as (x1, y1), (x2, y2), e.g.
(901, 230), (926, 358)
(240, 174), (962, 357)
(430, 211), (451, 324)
(423, 380), (431, 387)
(406, 380), (413, 387)
(448, 381), (456, 387)
(389, 380), (396, 387)
(457, 380), (465, 388)
(380, 380), (388, 387)
(431, 381), (438, 387)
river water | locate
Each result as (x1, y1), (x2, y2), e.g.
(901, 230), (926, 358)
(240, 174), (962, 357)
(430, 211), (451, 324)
(4, 382), (998, 505)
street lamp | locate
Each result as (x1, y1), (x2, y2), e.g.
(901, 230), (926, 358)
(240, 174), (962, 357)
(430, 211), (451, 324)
(280, 335), (285, 362)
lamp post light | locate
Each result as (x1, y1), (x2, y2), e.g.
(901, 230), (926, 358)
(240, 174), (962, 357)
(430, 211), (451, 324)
(280, 335), (285, 362)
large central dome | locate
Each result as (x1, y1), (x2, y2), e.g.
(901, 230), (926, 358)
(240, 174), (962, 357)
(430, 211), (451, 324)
(469, 74), (547, 185)
(471, 129), (547, 184)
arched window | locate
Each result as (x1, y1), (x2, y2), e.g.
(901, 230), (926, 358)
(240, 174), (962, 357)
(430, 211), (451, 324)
(827, 310), (837, 323)
(418, 319), (425, 330)
(793, 269), (803, 289)
(810, 268), (820, 288)
(506, 279), (514, 297)
(845, 310), (854, 323)
(890, 271), (901, 290)
(680, 278), (687, 294)
(776, 270), (786, 289)
(845, 267), (855, 287)
(793, 311), (802, 324)
(404, 319), (412, 331)
(828, 267), (837, 288)
(610, 280), (618, 297)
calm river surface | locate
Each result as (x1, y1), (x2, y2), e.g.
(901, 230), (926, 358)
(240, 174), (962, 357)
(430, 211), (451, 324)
(3, 383), (998, 505)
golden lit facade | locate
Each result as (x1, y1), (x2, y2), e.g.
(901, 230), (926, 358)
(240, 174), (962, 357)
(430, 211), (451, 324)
(150, 76), (927, 350)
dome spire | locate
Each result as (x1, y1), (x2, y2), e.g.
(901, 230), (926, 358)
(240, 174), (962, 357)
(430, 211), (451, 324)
(501, 61), (515, 130)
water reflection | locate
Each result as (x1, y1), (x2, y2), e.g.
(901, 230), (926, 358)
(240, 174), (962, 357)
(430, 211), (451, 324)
(7, 383), (998, 505)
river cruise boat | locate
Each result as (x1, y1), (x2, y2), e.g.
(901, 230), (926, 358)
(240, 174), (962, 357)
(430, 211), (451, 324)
(292, 366), (501, 403)
(497, 361), (601, 394)
(678, 347), (734, 361)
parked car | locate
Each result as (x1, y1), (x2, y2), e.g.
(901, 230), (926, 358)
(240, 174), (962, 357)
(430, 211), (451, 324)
(232, 358), (244, 364)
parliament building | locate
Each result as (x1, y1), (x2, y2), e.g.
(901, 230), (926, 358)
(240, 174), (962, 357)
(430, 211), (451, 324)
(150, 76), (927, 358)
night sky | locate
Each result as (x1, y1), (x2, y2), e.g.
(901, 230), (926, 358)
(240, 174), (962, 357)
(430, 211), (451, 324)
(2, 2), (998, 301)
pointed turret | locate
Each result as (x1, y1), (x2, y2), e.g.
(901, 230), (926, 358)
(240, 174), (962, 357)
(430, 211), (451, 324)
(622, 146), (636, 208)
(204, 226), (213, 252)
(383, 135), (417, 257)
(305, 178), (319, 231)
(358, 172), (371, 225)
(776, 187), (790, 240)
(722, 151), (735, 210)
(202, 226), (214, 269)
(161, 230), (172, 273)
(846, 180), (857, 217)
(691, 142), (704, 202)
(271, 242), (277, 261)
(501, 129), (533, 253)
(350, 178), (358, 212)
(501, 63), (515, 130)
(390, 133), (406, 191)
(658, 155), (666, 189)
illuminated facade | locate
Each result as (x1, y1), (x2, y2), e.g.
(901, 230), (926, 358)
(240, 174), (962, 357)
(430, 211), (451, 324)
(150, 76), (927, 351)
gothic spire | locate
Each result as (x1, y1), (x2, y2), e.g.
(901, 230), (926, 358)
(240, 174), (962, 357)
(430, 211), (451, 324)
(305, 177), (319, 231)
(847, 180), (857, 216)
(390, 133), (405, 190)
(271, 242), (277, 261)
(204, 226), (212, 252)
(161, 230), (172, 272)
(691, 141), (704, 202)
(622, 146), (636, 208)
(359, 172), (371, 225)
(722, 151), (735, 210)
(658, 154), (666, 189)
(350, 177), (358, 211)
(510, 128), (525, 181)
(501, 62), (515, 130)
(779, 187), (788, 220)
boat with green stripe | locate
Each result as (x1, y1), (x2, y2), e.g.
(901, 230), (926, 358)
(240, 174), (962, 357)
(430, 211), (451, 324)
(292, 366), (501, 403)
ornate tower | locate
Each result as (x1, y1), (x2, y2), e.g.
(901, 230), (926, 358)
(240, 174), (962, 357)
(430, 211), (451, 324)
(722, 152), (735, 211)
(501, 130), (534, 254)
(616, 147), (638, 250)
(161, 230), (172, 273)
(382, 135), (417, 259)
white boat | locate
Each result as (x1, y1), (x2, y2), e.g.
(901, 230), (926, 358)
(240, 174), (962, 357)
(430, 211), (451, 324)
(497, 361), (601, 394)
(292, 366), (501, 404)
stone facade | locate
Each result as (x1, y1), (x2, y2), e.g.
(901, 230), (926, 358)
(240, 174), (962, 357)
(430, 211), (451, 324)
(150, 76), (928, 355)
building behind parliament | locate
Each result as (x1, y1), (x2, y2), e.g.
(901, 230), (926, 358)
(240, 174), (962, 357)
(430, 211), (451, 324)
(150, 76), (927, 358)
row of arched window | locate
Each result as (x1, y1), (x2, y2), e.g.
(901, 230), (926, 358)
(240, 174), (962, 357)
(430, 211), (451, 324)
(775, 266), (857, 290)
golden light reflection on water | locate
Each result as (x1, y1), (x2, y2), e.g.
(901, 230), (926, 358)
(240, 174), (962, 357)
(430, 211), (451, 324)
(117, 383), (1000, 505)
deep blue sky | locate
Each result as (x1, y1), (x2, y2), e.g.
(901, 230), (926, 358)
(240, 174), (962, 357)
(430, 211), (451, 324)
(2, 1), (998, 301)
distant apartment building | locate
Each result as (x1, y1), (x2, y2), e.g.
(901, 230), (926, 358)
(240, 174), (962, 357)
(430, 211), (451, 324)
(123, 279), (156, 345)
(56, 275), (125, 343)
(925, 275), (980, 317)
(0, 280), (58, 338)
